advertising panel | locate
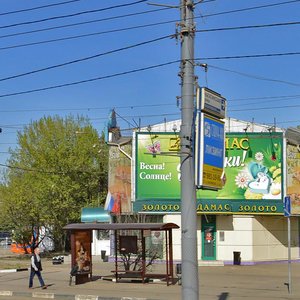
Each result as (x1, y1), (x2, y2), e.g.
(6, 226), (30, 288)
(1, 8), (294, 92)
(206, 132), (283, 201)
(108, 144), (132, 213)
(286, 144), (300, 215)
(73, 231), (91, 274)
(135, 132), (284, 215)
(196, 114), (225, 189)
(136, 132), (180, 200)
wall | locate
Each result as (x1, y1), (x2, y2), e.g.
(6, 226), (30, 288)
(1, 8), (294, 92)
(252, 216), (299, 262)
(91, 230), (110, 257)
(217, 215), (253, 263)
(163, 214), (202, 261)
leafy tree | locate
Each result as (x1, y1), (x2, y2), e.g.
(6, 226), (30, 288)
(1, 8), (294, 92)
(0, 115), (108, 252)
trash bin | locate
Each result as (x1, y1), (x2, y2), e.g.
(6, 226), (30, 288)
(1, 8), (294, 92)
(176, 263), (182, 285)
(233, 251), (241, 265)
(101, 250), (106, 260)
(103, 255), (109, 262)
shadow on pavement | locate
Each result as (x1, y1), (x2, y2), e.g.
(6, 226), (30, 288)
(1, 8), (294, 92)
(218, 292), (229, 300)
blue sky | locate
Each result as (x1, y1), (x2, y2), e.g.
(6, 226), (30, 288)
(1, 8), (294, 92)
(0, 0), (299, 167)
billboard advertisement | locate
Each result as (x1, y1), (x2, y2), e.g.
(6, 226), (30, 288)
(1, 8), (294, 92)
(135, 132), (180, 200)
(286, 144), (300, 215)
(135, 132), (284, 215)
(107, 143), (132, 213)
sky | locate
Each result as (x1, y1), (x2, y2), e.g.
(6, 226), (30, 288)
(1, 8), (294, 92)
(0, 0), (299, 169)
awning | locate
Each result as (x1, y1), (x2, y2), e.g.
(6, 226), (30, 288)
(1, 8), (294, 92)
(81, 207), (111, 223)
(64, 222), (179, 231)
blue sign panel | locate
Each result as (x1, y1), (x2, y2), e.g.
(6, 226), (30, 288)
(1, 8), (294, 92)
(196, 113), (225, 190)
(203, 115), (224, 169)
(284, 196), (291, 217)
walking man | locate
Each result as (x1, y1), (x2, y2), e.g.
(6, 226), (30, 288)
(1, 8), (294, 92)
(29, 247), (47, 289)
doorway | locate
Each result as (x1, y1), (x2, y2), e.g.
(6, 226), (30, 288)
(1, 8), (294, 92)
(201, 215), (216, 260)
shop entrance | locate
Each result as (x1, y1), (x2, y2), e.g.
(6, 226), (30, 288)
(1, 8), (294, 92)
(201, 215), (216, 260)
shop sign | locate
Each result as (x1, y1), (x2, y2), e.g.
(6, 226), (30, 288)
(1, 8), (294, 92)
(135, 132), (284, 215)
(133, 199), (282, 215)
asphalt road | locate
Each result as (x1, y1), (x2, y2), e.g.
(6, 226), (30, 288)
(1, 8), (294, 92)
(1, 247), (300, 299)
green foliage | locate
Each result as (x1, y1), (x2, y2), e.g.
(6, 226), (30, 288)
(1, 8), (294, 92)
(0, 115), (108, 251)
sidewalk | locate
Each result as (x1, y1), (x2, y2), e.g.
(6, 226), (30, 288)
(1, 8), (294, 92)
(1, 257), (300, 299)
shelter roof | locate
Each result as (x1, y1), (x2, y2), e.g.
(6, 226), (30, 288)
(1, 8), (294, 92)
(63, 222), (179, 231)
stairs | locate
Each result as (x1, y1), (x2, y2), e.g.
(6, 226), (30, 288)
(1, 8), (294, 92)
(198, 260), (224, 266)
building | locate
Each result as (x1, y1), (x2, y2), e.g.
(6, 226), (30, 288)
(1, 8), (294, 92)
(106, 116), (300, 265)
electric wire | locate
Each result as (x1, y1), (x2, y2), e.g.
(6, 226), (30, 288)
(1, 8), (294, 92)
(196, 21), (300, 34)
(1, 51), (300, 99)
(0, 34), (174, 82)
(0, 7), (171, 40)
(230, 104), (300, 112)
(0, 0), (297, 41)
(0, 0), (147, 30)
(1, 20), (299, 52)
(0, 0), (81, 17)
(0, 60), (179, 99)
(205, 64), (300, 87)
(198, 0), (300, 19)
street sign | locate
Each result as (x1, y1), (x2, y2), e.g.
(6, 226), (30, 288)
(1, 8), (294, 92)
(284, 196), (291, 217)
(195, 113), (225, 190)
(199, 87), (226, 119)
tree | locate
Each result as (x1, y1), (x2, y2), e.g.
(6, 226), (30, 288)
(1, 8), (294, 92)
(0, 115), (108, 252)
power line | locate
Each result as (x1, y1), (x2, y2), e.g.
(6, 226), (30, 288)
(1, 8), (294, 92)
(197, 51), (300, 61)
(0, 0), (147, 30)
(0, 103), (175, 114)
(0, 60), (179, 98)
(2, 20), (300, 52)
(206, 64), (300, 87)
(1, 51), (300, 98)
(230, 94), (300, 102)
(0, 0), (297, 42)
(196, 20), (300, 33)
(230, 103), (300, 112)
(0, 34), (174, 82)
(229, 96), (300, 108)
(0, 0), (81, 17)
(198, 0), (300, 19)
(0, 23), (172, 52)
(0, 7), (170, 40)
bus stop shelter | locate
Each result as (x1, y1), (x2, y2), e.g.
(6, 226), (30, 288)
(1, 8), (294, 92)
(63, 222), (179, 285)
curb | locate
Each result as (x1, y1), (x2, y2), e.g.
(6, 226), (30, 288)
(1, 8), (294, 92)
(0, 267), (28, 273)
(0, 291), (152, 300)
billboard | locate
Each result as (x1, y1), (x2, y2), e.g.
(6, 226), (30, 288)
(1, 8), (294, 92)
(108, 143), (132, 213)
(286, 144), (300, 215)
(135, 132), (284, 215)
(135, 132), (180, 200)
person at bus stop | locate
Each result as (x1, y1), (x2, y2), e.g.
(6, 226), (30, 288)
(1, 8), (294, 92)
(29, 247), (47, 289)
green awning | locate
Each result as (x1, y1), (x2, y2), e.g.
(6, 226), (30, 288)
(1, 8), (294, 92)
(81, 207), (111, 223)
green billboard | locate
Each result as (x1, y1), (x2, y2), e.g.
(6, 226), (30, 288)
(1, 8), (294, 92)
(136, 132), (180, 200)
(135, 132), (283, 215)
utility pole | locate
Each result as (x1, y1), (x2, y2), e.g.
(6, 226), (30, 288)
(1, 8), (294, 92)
(179, 0), (199, 299)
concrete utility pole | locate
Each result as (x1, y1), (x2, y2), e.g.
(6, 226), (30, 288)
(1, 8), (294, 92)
(179, 0), (199, 299)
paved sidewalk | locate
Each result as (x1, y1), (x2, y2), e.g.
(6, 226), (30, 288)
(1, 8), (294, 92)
(1, 258), (300, 299)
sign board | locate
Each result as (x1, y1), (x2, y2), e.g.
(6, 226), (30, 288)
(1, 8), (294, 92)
(199, 87), (226, 119)
(135, 132), (180, 200)
(284, 196), (291, 217)
(195, 113), (225, 190)
(134, 132), (284, 215)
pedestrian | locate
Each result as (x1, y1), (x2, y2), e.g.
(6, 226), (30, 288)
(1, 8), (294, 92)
(29, 247), (47, 289)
